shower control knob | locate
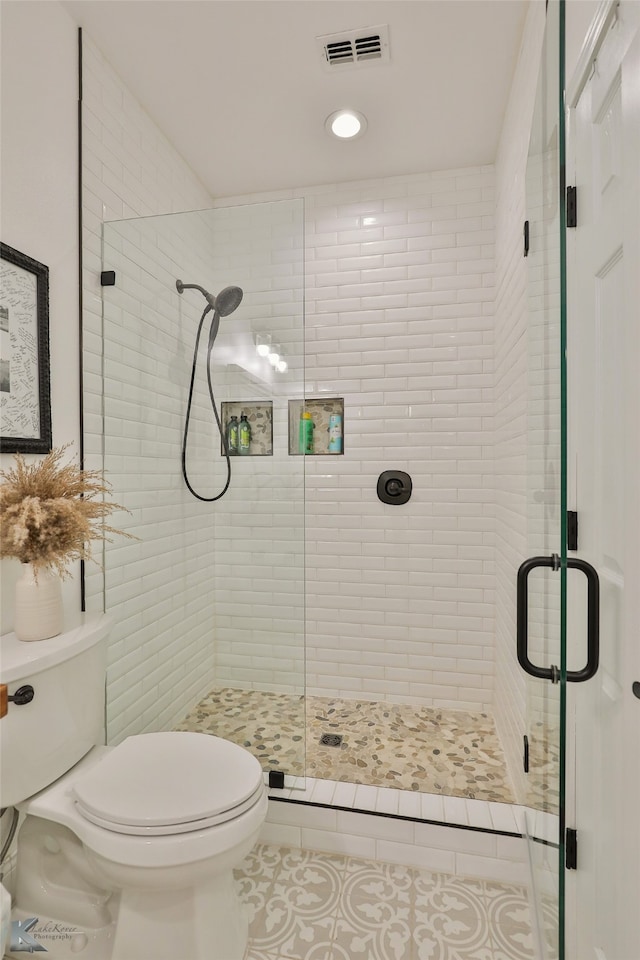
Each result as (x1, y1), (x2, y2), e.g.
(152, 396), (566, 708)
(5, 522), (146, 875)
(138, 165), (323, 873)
(377, 470), (412, 505)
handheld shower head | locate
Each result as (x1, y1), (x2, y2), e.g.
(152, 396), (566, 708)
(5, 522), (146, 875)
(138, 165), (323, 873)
(176, 280), (243, 317)
(214, 285), (243, 317)
(178, 278), (244, 504)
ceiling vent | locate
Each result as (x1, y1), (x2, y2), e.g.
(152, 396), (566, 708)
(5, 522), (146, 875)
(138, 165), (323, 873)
(317, 25), (390, 71)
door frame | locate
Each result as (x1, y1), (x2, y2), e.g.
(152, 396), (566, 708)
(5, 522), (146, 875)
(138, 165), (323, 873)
(564, 3), (640, 957)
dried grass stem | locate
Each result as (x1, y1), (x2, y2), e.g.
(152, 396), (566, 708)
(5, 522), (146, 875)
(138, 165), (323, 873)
(0, 446), (135, 578)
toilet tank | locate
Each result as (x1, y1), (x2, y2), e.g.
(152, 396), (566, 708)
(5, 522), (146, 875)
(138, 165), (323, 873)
(0, 615), (110, 808)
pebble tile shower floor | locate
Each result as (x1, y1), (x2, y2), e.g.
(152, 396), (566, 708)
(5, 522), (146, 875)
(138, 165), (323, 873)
(176, 689), (515, 804)
(235, 844), (537, 960)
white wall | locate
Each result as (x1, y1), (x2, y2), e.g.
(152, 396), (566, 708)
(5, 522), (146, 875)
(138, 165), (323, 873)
(0, 1), (81, 633)
(214, 169), (497, 711)
(493, 0), (546, 803)
(303, 172), (495, 709)
(79, 36), (220, 742)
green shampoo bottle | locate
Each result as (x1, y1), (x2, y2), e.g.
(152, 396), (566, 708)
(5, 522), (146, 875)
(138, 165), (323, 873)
(238, 413), (251, 455)
(299, 411), (314, 455)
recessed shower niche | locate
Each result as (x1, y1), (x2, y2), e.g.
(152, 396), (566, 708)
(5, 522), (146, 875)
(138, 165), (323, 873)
(288, 398), (344, 456)
(220, 401), (273, 456)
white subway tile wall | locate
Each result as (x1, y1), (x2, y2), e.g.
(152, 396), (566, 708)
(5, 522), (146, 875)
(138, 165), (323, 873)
(492, 1), (547, 804)
(81, 38), (217, 743)
(213, 170), (496, 710)
(299, 172), (496, 709)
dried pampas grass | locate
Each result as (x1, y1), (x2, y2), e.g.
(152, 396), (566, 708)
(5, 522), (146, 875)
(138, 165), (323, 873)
(0, 445), (136, 578)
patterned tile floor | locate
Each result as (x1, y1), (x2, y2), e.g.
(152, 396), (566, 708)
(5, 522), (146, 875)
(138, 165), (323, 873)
(176, 688), (515, 804)
(236, 844), (537, 960)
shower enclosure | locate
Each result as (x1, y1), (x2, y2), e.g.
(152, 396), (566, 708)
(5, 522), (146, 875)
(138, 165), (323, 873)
(92, 4), (576, 953)
(98, 199), (306, 783)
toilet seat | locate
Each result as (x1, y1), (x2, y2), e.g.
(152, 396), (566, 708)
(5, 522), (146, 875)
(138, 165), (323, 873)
(72, 732), (264, 836)
(76, 781), (265, 835)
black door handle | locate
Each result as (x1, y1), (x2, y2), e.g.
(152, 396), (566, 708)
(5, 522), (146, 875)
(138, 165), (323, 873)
(516, 555), (599, 682)
(565, 558), (599, 682)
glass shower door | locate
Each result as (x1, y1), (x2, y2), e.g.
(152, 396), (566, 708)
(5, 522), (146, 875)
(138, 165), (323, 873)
(98, 200), (306, 786)
(521, 1), (566, 956)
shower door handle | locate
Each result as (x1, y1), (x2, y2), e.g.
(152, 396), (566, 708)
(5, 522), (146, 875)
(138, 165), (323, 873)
(565, 557), (599, 682)
(516, 555), (600, 683)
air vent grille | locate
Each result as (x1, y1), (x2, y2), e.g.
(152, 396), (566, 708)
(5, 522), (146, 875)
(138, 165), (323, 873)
(317, 25), (390, 71)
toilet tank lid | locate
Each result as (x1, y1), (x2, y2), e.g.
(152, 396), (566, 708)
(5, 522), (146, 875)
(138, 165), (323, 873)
(72, 732), (263, 827)
(0, 614), (110, 684)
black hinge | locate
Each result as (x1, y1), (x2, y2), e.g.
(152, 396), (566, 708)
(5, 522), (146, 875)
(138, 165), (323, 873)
(268, 770), (285, 789)
(100, 270), (116, 286)
(523, 220), (530, 257)
(568, 510), (579, 551)
(566, 828), (578, 869)
(567, 186), (577, 228)
(523, 734), (529, 773)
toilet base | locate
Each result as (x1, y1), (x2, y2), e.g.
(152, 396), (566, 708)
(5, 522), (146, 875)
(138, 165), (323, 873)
(12, 814), (260, 960)
(110, 870), (248, 960)
(8, 878), (249, 960)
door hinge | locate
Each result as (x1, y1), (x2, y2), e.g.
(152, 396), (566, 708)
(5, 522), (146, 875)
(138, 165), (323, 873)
(567, 186), (577, 228)
(523, 220), (530, 257)
(100, 270), (116, 286)
(566, 828), (578, 869)
(568, 510), (579, 551)
(523, 734), (529, 773)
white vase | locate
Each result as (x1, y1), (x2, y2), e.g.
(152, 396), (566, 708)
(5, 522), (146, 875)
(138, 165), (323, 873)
(14, 563), (64, 642)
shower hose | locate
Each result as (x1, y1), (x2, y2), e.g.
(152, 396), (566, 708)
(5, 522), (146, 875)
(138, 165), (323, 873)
(181, 303), (231, 502)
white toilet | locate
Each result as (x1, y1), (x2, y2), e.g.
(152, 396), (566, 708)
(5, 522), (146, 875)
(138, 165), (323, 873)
(0, 616), (267, 960)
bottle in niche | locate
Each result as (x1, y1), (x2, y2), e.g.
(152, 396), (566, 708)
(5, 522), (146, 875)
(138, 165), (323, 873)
(328, 413), (343, 453)
(299, 410), (314, 455)
(238, 413), (252, 455)
(226, 415), (239, 455)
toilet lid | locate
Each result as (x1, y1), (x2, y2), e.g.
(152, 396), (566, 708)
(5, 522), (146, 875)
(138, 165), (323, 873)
(76, 781), (266, 836)
(72, 732), (263, 831)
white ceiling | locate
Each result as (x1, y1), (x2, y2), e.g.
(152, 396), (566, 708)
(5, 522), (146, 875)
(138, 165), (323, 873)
(62, 0), (529, 199)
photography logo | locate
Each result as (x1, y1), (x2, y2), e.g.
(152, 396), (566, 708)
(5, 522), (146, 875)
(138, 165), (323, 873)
(10, 918), (47, 953)
(10, 917), (88, 953)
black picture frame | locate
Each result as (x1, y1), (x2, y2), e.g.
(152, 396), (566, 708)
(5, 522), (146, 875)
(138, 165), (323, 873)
(0, 242), (52, 453)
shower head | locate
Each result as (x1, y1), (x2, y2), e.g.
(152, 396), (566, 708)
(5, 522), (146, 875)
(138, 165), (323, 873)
(176, 280), (243, 317)
(214, 285), (243, 317)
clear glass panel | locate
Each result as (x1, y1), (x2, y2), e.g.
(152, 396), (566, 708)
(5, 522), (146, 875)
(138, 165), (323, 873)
(100, 199), (305, 785)
(524, 0), (566, 956)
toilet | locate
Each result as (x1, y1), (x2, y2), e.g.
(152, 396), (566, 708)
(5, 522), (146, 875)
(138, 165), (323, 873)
(0, 615), (267, 960)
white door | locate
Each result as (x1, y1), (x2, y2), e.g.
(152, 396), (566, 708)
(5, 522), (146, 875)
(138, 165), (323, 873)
(566, 3), (640, 958)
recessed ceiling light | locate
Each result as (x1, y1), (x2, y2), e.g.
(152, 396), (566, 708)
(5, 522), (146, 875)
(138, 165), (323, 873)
(325, 109), (367, 140)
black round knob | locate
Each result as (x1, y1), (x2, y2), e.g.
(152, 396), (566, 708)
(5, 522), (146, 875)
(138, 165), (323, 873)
(633, 681), (640, 700)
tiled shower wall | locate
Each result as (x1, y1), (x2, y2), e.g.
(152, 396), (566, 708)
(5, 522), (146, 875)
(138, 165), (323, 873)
(493, 1), (546, 802)
(218, 170), (497, 711)
(80, 37), (218, 742)
(80, 22), (538, 743)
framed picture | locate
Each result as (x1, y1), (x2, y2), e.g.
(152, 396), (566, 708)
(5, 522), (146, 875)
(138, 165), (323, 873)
(0, 242), (52, 453)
